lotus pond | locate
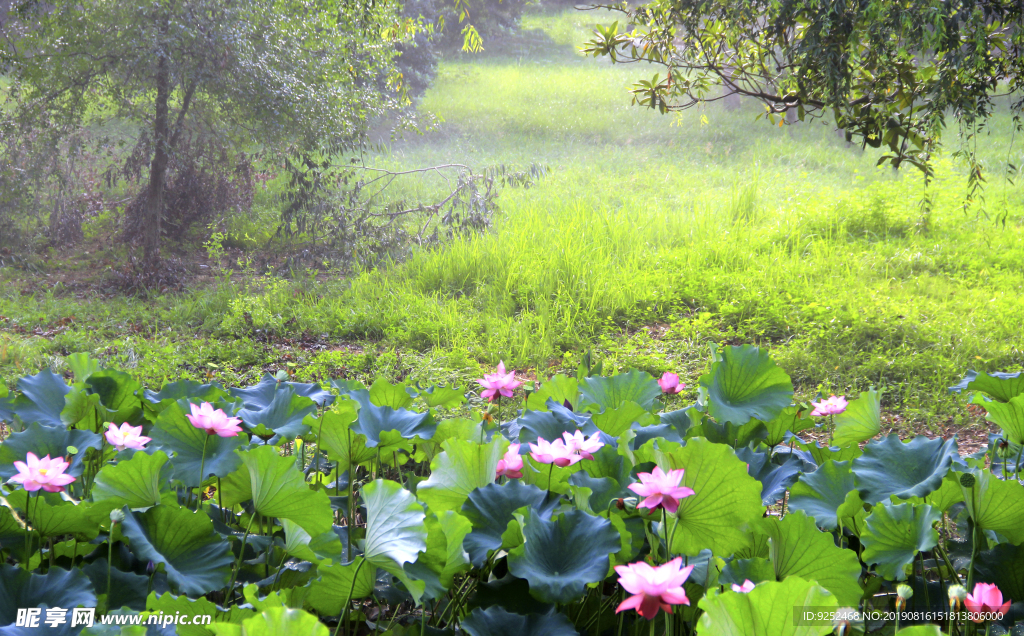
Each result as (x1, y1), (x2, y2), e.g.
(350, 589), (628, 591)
(0, 346), (1021, 635)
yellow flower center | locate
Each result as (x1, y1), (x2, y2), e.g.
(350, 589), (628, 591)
(38, 468), (49, 476)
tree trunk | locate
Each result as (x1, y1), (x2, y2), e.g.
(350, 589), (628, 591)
(143, 20), (170, 265)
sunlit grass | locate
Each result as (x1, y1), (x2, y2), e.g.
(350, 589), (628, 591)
(2, 7), (1022, 423)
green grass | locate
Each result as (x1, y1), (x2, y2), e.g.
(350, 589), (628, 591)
(2, 7), (1023, 426)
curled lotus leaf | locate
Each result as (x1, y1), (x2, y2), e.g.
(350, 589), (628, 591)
(852, 435), (958, 504)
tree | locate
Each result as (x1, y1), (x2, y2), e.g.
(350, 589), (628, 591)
(1, 0), (413, 262)
(584, 0), (1024, 194)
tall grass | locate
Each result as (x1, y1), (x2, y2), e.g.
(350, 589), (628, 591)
(2, 7), (1022, 421)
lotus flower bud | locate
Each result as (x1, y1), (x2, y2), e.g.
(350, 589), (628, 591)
(146, 560), (156, 576)
(948, 584), (967, 610)
(833, 608), (857, 636)
(959, 473), (976, 488)
(109, 509), (125, 524)
(896, 584), (913, 610)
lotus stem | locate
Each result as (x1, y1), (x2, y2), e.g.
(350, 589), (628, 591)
(106, 532), (114, 609)
(226, 512), (257, 601)
(196, 434), (210, 512)
(920, 550), (930, 609)
(314, 407), (326, 476)
(335, 557), (366, 636)
(546, 462), (555, 502)
(1015, 443), (1023, 482)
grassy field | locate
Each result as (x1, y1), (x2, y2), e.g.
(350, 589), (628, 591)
(2, 8), (1023, 430)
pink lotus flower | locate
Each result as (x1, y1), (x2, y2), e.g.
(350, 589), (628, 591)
(615, 557), (695, 619)
(810, 395), (847, 416)
(731, 580), (755, 593)
(104, 422), (151, 451)
(658, 372), (685, 394)
(628, 466), (695, 514)
(964, 583), (1011, 622)
(8, 452), (76, 493)
(528, 437), (582, 468)
(476, 361), (522, 402)
(496, 444), (524, 479)
(561, 430), (604, 460)
(186, 402), (243, 437)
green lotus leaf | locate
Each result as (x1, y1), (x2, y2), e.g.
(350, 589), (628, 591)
(224, 608), (329, 636)
(315, 401), (376, 471)
(413, 384), (467, 409)
(120, 504), (234, 596)
(368, 378), (414, 409)
(435, 511), (473, 588)
(0, 565), (96, 626)
(347, 389), (435, 447)
(231, 374), (335, 409)
(81, 558), (151, 611)
(526, 375), (579, 411)
(719, 557), (776, 588)
(5, 490), (99, 539)
(950, 370), (1024, 402)
(148, 399), (248, 487)
(765, 510), (864, 606)
(65, 353), (101, 383)
(860, 502), (941, 580)
(507, 509), (620, 603)
(145, 591), (255, 636)
(63, 385), (118, 433)
(0, 507), (27, 553)
(462, 607), (578, 636)
(521, 455), (580, 495)
(281, 519), (345, 564)
(569, 459), (632, 514)
(698, 575), (838, 636)
(578, 369), (661, 413)
(763, 406), (814, 447)
(698, 417), (768, 448)
(787, 460), (855, 531)
(416, 437), (506, 513)
(0, 422), (102, 482)
(516, 400), (597, 446)
(362, 478), (427, 568)
(415, 417), (485, 463)
(85, 369), (143, 426)
(792, 438), (861, 465)
(91, 450), (171, 510)
(736, 446), (802, 506)
(832, 389), (881, 447)
(659, 406), (700, 437)
(960, 469), (1024, 544)
(236, 385), (317, 444)
(654, 438), (765, 556)
(307, 557), (375, 616)
(461, 480), (555, 566)
(852, 435), (958, 504)
(978, 394), (1024, 445)
(144, 379), (230, 408)
(219, 445), (333, 537)
(700, 345), (794, 425)
(898, 471), (964, 513)
(241, 584), (309, 613)
(7, 370), (70, 428)
(592, 401), (655, 437)
(631, 422), (685, 449)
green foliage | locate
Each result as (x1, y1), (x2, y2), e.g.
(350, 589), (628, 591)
(0, 350), (1020, 633)
(698, 576), (838, 636)
(507, 510), (620, 603)
(700, 345), (795, 425)
(832, 389), (881, 448)
(655, 438), (764, 556)
(119, 504), (234, 596)
(860, 502), (941, 580)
